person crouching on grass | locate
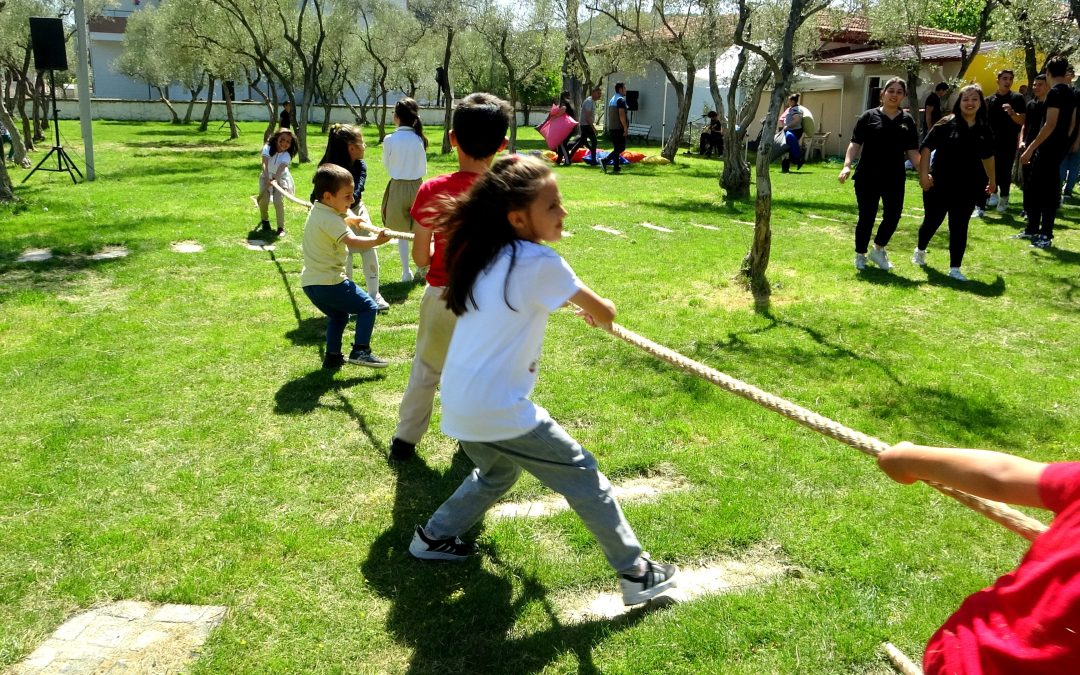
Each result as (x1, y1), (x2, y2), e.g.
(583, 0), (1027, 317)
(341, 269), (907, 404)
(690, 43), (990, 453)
(912, 84), (995, 282)
(407, 155), (678, 607)
(878, 444), (1080, 673)
(301, 164), (392, 370)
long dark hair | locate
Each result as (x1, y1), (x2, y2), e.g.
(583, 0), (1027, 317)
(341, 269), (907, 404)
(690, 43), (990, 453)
(936, 84), (989, 128)
(319, 123), (362, 168)
(395, 98), (428, 149)
(438, 155), (553, 316)
(266, 128), (297, 158)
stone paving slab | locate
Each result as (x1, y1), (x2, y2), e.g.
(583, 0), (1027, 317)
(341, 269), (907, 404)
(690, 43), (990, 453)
(9, 602), (226, 675)
(16, 248), (53, 263)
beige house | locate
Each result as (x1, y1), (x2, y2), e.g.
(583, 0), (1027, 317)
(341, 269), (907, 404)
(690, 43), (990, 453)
(750, 18), (977, 158)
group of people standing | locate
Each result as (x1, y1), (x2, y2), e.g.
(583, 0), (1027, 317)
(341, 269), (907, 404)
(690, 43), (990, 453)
(839, 56), (1076, 281)
(542, 83), (631, 174)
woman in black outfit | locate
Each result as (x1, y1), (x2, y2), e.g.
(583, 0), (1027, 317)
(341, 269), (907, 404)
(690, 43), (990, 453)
(913, 84), (996, 281)
(555, 91), (576, 166)
(838, 77), (921, 271)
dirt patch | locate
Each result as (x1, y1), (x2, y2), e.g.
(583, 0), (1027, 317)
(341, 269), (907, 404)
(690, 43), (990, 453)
(561, 542), (797, 622)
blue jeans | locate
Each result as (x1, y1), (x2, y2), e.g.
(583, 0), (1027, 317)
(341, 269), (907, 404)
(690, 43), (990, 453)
(1059, 150), (1080, 195)
(302, 279), (378, 354)
(426, 418), (643, 573)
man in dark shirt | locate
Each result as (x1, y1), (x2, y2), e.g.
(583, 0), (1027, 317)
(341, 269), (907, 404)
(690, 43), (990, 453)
(985, 70), (1027, 213)
(699, 111), (724, 157)
(603, 82), (628, 174)
(1020, 56), (1077, 248)
(1018, 74), (1048, 222)
(924, 83), (949, 134)
(279, 101), (293, 130)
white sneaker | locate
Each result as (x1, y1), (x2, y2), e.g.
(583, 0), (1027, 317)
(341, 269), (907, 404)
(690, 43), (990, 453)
(867, 247), (893, 271)
(987, 193), (999, 207)
(401, 269), (414, 283)
(973, 207), (985, 218)
(374, 293), (390, 311)
(996, 196), (1008, 214)
(854, 253), (867, 270)
(948, 267), (968, 281)
(912, 249), (927, 266)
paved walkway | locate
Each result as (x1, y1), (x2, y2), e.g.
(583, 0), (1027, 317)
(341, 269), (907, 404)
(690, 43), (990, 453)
(10, 601), (226, 675)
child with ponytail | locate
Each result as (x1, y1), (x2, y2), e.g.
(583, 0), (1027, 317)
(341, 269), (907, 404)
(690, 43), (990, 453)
(381, 98), (427, 282)
(313, 124), (388, 311)
(257, 128), (297, 235)
(407, 154), (678, 607)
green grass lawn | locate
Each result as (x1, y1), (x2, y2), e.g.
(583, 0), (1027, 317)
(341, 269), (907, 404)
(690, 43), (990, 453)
(1, 120), (1077, 673)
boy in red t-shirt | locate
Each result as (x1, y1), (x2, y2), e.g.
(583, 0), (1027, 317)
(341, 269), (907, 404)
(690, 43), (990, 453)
(389, 93), (512, 461)
(878, 444), (1080, 674)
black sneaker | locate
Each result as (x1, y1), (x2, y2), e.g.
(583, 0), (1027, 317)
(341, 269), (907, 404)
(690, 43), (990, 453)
(408, 525), (475, 561)
(276, 226), (286, 236)
(389, 437), (416, 461)
(347, 348), (388, 368)
(1031, 236), (1053, 249)
(322, 353), (345, 370)
(260, 220), (271, 232)
(619, 554), (677, 605)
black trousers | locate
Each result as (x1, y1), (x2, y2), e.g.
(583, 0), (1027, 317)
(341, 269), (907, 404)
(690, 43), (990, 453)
(918, 184), (977, 268)
(1026, 152), (1064, 239)
(699, 131), (723, 156)
(853, 176), (905, 254)
(569, 125), (597, 162)
(995, 142), (1017, 198)
(605, 130), (626, 171)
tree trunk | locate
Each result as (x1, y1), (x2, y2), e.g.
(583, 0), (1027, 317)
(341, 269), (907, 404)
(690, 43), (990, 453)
(376, 79), (389, 142)
(1, 98), (29, 166)
(522, 102), (530, 127)
(199, 75), (215, 132)
(223, 83), (239, 138)
(183, 83), (202, 124)
(440, 28), (454, 154)
(508, 89), (519, 153)
(905, 64), (922, 122)
(661, 73), (692, 162)
(0, 153), (13, 202)
(157, 86), (181, 124)
(346, 79), (369, 125)
(743, 141), (774, 298)
(722, 141), (751, 200)
(321, 101), (332, 133)
(31, 71), (45, 142)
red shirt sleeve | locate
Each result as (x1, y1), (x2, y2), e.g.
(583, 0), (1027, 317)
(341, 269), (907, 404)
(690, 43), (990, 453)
(1040, 463), (1080, 515)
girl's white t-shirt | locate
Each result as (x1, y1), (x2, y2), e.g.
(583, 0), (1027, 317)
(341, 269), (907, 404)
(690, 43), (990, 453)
(440, 241), (581, 442)
(263, 146), (294, 192)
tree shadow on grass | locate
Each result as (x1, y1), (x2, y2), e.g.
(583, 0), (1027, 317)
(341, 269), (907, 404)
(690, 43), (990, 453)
(361, 454), (666, 674)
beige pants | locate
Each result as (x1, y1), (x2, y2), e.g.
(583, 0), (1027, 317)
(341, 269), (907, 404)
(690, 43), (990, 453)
(395, 285), (458, 444)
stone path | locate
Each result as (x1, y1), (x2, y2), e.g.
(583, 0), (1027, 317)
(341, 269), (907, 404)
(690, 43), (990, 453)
(10, 601), (226, 675)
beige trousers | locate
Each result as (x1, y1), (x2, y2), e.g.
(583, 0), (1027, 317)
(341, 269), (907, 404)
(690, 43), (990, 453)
(395, 285), (458, 444)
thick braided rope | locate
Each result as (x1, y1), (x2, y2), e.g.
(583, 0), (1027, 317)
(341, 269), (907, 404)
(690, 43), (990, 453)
(268, 180), (415, 241)
(883, 642), (923, 675)
(604, 322), (1048, 542)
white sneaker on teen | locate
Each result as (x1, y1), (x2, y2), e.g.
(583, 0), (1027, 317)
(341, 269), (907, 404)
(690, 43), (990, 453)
(987, 193), (999, 207)
(912, 249), (927, 266)
(619, 554), (678, 606)
(374, 293), (390, 311)
(973, 207), (985, 218)
(948, 267), (968, 281)
(854, 253), (867, 270)
(401, 269), (414, 283)
(867, 246), (893, 271)
(996, 196), (1008, 213)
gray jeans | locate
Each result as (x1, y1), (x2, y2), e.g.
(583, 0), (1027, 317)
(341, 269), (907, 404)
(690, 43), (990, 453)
(426, 418), (643, 573)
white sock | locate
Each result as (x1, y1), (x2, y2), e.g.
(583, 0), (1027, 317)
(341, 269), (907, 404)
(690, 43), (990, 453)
(398, 239), (411, 276)
(360, 248), (380, 296)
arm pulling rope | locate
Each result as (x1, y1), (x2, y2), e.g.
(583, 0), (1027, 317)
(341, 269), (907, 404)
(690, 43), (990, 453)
(269, 180), (415, 241)
(601, 321), (1048, 542)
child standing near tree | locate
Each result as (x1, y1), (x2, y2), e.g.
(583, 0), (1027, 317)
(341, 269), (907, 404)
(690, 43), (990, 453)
(389, 93), (511, 461)
(301, 164), (392, 370)
(381, 98), (428, 282)
(407, 155), (678, 607)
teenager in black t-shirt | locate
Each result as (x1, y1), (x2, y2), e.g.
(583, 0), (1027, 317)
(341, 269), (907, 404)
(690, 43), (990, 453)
(913, 85), (996, 281)
(1020, 56), (1078, 247)
(1018, 75), (1048, 224)
(838, 77), (920, 272)
(984, 71), (1026, 213)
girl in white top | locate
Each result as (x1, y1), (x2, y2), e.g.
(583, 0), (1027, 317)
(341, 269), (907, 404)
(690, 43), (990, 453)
(257, 128), (297, 236)
(381, 98), (428, 282)
(407, 155), (678, 607)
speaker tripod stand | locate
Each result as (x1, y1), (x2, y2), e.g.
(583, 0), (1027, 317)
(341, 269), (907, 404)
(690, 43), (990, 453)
(23, 70), (83, 185)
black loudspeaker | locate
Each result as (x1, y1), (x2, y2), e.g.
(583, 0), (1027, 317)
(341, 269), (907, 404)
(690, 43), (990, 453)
(30, 17), (68, 71)
(625, 90), (640, 111)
